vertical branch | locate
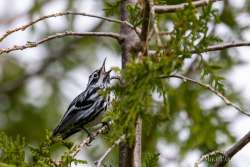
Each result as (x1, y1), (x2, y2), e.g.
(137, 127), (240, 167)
(133, 117), (142, 167)
(119, 0), (139, 167)
(120, 0), (138, 68)
(140, 0), (151, 56)
(133, 1), (151, 167)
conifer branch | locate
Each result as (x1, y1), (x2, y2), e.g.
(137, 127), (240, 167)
(0, 11), (133, 42)
(95, 135), (125, 167)
(160, 74), (250, 117)
(0, 31), (121, 55)
(154, 0), (222, 14)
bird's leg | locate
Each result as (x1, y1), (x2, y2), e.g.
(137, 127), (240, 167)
(81, 127), (94, 146)
(101, 121), (110, 132)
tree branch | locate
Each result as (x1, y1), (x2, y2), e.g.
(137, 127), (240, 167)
(149, 0), (162, 46)
(195, 150), (225, 167)
(0, 21), (105, 94)
(160, 74), (250, 117)
(200, 41), (250, 53)
(95, 135), (125, 167)
(119, 0), (138, 166)
(0, 11), (133, 42)
(133, 117), (142, 167)
(71, 125), (109, 158)
(153, 0), (222, 14)
(148, 41), (250, 56)
(55, 124), (109, 166)
(132, 1), (151, 166)
(213, 130), (250, 167)
(140, 0), (151, 56)
(0, 31), (121, 55)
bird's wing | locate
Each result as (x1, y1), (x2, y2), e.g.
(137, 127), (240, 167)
(53, 87), (101, 136)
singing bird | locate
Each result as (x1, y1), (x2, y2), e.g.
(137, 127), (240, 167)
(53, 59), (111, 139)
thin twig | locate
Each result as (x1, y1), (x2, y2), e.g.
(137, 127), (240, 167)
(95, 135), (125, 167)
(202, 41), (250, 52)
(0, 11), (133, 42)
(0, 31), (121, 55)
(148, 41), (250, 56)
(55, 124), (109, 166)
(160, 74), (250, 116)
(70, 124), (109, 158)
(194, 150), (225, 167)
(154, 0), (222, 14)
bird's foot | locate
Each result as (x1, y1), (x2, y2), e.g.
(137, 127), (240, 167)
(101, 122), (110, 133)
(86, 134), (95, 146)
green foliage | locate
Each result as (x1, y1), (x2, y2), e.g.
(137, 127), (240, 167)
(104, 0), (122, 16)
(0, 132), (26, 167)
(103, 1), (240, 165)
(142, 152), (160, 167)
(0, 131), (87, 167)
(127, 3), (143, 27)
(105, 56), (172, 145)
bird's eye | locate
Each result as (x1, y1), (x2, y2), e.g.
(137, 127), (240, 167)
(93, 73), (98, 78)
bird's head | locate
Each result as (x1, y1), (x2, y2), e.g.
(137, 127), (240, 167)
(87, 58), (111, 88)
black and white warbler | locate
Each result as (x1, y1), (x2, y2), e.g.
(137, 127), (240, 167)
(53, 58), (111, 139)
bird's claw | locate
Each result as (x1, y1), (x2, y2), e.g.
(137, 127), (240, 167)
(86, 134), (95, 146)
(101, 122), (110, 133)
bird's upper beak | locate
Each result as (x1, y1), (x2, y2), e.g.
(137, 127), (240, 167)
(100, 58), (106, 74)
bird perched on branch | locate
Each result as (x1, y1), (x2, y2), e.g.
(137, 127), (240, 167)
(53, 58), (111, 139)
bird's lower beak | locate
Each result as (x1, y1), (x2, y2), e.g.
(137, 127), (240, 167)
(105, 69), (112, 77)
(104, 69), (112, 80)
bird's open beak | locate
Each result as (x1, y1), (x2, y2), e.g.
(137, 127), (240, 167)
(104, 69), (112, 79)
(105, 69), (112, 76)
(100, 58), (106, 74)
